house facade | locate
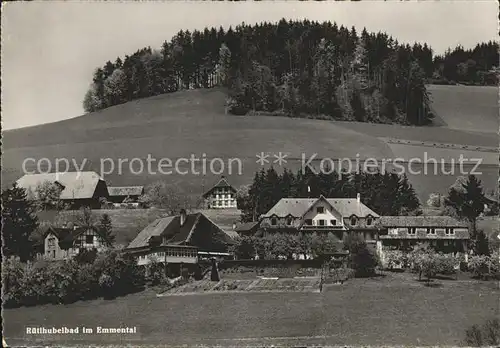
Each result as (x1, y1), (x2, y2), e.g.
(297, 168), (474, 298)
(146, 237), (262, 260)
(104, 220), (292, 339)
(125, 209), (234, 268)
(378, 216), (470, 266)
(42, 226), (110, 260)
(259, 194), (380, 243)
(202, 176), (237, 209)
(17, 171), (109, 209)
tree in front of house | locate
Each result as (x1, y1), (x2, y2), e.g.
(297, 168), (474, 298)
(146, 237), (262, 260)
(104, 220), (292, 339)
(444, 175), (485, 239)
(1, 183), (40, 261)
(98, 214), (115, 246)
(343, 233), (379, 277)
(139, 181), (197, 214)
(33, 181), (67, 211)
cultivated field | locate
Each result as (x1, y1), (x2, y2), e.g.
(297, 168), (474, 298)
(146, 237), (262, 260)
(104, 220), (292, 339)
(4, 272), (498, 346)
(2, 85), (498, 201)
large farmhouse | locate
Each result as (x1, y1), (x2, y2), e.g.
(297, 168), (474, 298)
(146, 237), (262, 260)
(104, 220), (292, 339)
(378, 216), (470, 265)
(16, 171), (108, 209)
(41, 225), (111, 260)
(259, 194), (380, 242)
(202, 176), (237, 209)
(125, 209), (233, 271)
(243, 195), (470, 263)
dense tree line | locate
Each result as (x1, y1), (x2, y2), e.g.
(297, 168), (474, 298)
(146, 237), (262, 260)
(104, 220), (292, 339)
(236, 167), (421, 222)
(432, 42), (499, 86)
(84, 19), (498, 125)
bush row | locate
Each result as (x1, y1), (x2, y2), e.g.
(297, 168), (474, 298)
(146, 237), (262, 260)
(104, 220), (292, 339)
(3, 251), (145, 308)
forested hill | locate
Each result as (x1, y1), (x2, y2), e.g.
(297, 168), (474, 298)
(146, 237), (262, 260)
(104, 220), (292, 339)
(84, 19), (498, 126)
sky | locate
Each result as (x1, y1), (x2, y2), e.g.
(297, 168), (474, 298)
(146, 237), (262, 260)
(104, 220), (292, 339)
(2, 1), (497, 130)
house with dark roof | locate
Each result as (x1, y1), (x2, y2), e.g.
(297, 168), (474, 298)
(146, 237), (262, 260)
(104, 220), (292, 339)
(202, 176), (237, 209)
(107, 186), (144, 206)
(260, 194), (380, 243)
(377, 216), (470, 265)
(124, 209), (234, 268)
(17, 171), (109, 209)
(42, 225), (111, 260)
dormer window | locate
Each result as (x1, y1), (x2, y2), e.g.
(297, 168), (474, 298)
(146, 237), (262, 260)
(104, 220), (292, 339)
(317, 207), (324, 214)
(271, 217), (277, 226)
(305, 219), (313, 226)
(350, 216), (358, 226)
(286, 217), (293, 226)
(330, 219), (337, 226)
(366, 216), (373, 226)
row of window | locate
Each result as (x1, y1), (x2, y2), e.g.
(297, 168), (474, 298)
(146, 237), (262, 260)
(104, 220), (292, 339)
(214, 194), (234, 199)
(269, 216), (373, 227)
(211, 200), (236, 207)
(139, 249), (198, 259)
(406, 228), (455, 235)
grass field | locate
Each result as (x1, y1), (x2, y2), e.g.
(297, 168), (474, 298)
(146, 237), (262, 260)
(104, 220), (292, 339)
(2, 85), (498, 202)
(4, 272), (498, 346)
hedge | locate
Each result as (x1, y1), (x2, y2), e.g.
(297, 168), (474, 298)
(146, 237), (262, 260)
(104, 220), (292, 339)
(3, 250), (145, 308)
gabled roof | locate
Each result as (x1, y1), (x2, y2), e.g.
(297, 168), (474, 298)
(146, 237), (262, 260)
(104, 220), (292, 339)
(202, 176), (236, 198)
(108, 186), (144, 197)
(379, 216), (468, 228)
(43, 225), (112, 248)
(17, 171), (105, 200)
(126, 212), (234, 250)
(262, 197), (380, 219)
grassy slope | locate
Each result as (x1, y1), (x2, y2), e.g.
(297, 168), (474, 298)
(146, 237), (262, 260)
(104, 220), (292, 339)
(2, 85), (497, 202)
(4, 273), (498, 346)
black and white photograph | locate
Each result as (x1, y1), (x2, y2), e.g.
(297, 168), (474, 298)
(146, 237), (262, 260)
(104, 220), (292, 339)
(1, 1), (499, 346)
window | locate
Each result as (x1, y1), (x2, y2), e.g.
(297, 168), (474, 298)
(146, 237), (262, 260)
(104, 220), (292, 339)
(366, 217), (373, 226)
(271, 218), (277, 226)
(408, 228), (416, 235)
(350, 216), (357, 226)
(427, 228), (436, 235)
(445, 228), (455, 235)
(85, 235), (94, 244)
(305, 219), (313, 226)
(318, 219), (326, 226)
(316, 207), (324, 214)
(330, 219), (337, 226)
(48, 237), (56, 247)
(286, 217), (293, 226)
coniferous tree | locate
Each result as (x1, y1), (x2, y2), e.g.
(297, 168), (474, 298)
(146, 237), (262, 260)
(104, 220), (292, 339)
(2, 183), (39, 261)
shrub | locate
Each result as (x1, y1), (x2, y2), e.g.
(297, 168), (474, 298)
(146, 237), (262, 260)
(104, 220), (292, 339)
(384, 250), (408, 269)
(468, 254), (499, 280)
(3, 250), (145, 307)
(345, 235), (379, 277)
(465, 318), (500, 346)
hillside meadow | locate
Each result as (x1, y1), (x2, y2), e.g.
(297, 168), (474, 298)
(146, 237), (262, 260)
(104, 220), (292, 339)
(3, 85), (498, 202)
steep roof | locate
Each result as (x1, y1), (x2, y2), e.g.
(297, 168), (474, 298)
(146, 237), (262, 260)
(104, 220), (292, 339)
(126, 212), (233, 250)
(43, 225), (111, 248)
(379, 216), (468, 228)
(108, 186), (144, 197)
(202, 176), (236, 198)
(262, 197), (380, 219)
(17, 171), (105, 200)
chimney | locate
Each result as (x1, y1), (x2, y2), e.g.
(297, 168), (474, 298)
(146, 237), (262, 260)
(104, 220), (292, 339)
(180, 209), (187, 227)
(356, 193), (361, 204)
